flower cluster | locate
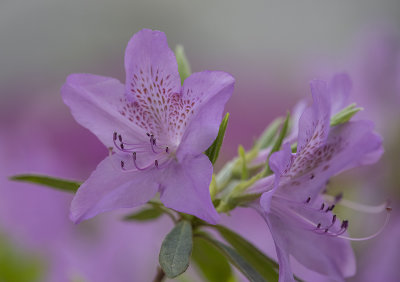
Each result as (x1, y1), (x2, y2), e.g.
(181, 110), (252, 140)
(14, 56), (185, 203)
(57, 29), (388, 281)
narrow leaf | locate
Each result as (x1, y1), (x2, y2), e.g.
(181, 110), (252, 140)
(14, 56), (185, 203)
(123, 207), (163, 221)
(192, 237), (233, 282)
(175, 45), (192, 84)
(330, 103), (363, 126)
(205, 113), (230, 164)
(238, 145), (248, 180)
(196, 232), (265, 282)
(159, 221), (193, 278)
(214, 225), (279, 281)
(9, 174), (80, 193)
(255, 117), (284, 149)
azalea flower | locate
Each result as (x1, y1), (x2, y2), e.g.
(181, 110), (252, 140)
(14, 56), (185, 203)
(61, 29), (234, 224)
(248, 79), (385, 282)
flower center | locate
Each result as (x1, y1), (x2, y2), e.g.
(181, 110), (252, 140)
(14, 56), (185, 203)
(112, 131), (172, 172)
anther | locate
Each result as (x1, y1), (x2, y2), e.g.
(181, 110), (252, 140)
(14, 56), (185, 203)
(341, 220), (349, 229)
(326, 204), (335, 212)
(146, 132), (150, 137)
(332, 215), (337, 223)
(120, 143), (124, 150)
(118, 134), (122, 142)
(317, 223), (321, 229)
(113, 132), (117, 141)
(120, 161), (125, 168)
(320, 203), (325, 210)
(334, 193), (343, 203)
(324, 228), (329, 233)
(166, 147), (169, 153)
(132, 152), (137, 160)
(310, 174), (315, 179)
(305, 197), (311, 204)
(155, 160), (159, 168)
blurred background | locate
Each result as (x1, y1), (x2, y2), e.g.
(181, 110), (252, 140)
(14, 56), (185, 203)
(1, 0), (399, 281)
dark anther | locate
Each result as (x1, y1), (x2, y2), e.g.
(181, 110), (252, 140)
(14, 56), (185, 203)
(166, 147), (169, 153)
(332, 215), (337, 223)
(326, 204), (335, 212)
(334, 193), (343, 203)
(317, 223), (321, 229)
(132, 152), (137, 160)
(310, 174), (315, 179)
(155, 160), (159, 168)
(320, 203), (325, 210)
(152, 138), (156, 145)
(324, 228), (329, 233)
(341, 220), (349, 229)
(120, 143), (124, 150)
(118, 134), (122, 142)
(146, 132), (150, 137)
(120, 161), (125, 168)
(306, 197), (311, 204)
(113, 132), (117, 141)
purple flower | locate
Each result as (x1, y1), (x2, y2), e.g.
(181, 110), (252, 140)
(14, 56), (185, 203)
(249, 79), (383, 281)
(61, 29), (234, 224)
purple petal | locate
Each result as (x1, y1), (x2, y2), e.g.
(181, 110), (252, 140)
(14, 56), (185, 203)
(260, 143), (293, 212)
(61, 73), (147, 148)
(282, 120), (383, 200)
(264, 214), (294, 282)
(265, 209), (355, 281)
(329, 73), (352, 114)
(176, 71), (234, 159)
(124, 29), (180, 103)
(297, 80), (331, 156)
(70, 154), (159, 223)
(160, 154), (219, 224)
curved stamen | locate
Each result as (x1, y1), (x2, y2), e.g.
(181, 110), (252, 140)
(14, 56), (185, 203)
(336, 207), (391, 241)
(324, 195), (390, 214)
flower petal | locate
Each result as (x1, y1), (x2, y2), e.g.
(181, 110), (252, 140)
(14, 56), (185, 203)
(266, 211), (355, 281)
(70, 154), (159, 223)
(124, 29), (180, 102)
(160, 154), (219, 224)
(176, 71), (234, 159)
(296, 80), (331, 156)
(61, 73), (147, 148)
(329, 73), (352, 114)
(282, 120), (382, 201)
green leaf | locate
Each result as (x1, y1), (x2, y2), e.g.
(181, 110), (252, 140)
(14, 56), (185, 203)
(192, 237), (234, 282)
(205, 113), (230, 165)
(265, 112), (290, 174)
(214, 225), (279, 281)
(196, 232), (265, 282)
(175, 45), (192, 84)
(330, 103), (363, 126)
(159, 221), (193, 278)
(123, 207), (164, 221)
(9, 174), (80, 193)
(255, 117), (284, 149)
(238, 145), (248, 180)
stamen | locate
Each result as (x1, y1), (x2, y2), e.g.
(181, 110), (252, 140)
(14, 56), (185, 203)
(120, 143), (124, 150)
(120, 161), (124, 168)
(155, 160), (159, 168)
(166, 147), (169, 153)
(324, 195), (389, 214)
(320, 203), (325, 210)
(113, 132), (117, 141)
(305, 197), (311, 204)
(337, 207), (391, 241)
(118, 134), (123, 142)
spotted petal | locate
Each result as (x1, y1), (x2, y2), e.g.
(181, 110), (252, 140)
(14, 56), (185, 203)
(61, 74), (148, 148)
(176, 71), (235, 160)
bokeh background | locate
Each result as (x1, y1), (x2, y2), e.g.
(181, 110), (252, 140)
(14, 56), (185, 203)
(1, 1), (399, 281)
